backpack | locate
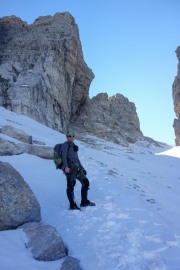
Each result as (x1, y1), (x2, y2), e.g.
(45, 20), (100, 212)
(53, 143), (70, 170)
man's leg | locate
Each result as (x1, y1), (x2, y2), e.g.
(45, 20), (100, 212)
(81, 178), (89, 205)
(66, 174), (80, 210)
(76, 171), (95, 207)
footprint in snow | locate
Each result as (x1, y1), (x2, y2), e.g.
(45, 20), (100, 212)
(146, 198), (156, 203)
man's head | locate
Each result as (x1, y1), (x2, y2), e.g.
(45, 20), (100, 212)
(66, 129), (75, 142)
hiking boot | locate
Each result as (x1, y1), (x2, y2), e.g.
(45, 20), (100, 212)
(69, 202), (81, 210)
(80, 200), (96, 207)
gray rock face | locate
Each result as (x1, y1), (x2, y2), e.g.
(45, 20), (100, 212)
(0, 125), (32, 144)
(71, 93), (143, 145)
(0, 161), (41, 230)
(173, 46), (180, 145)
(173, 119), (180, 145)
(27, 144), (53, 159)
(0, 137), (24, 155)
(0, 13), (144, 146)
(21, 222), (67, 261)
(0, 124), (53, 159)
(0, 13), (94, 133)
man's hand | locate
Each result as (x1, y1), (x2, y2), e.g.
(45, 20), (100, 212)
(82, 168), (87, 175)
(65, 167), (71, 173)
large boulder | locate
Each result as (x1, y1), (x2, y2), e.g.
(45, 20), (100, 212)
(21, 222), (67, 261)
(0, 136), (53, 158)
(0, 161), (41, 230)
(0, 137), (25, 155)
(27, 144), (53, 159)
(60, 256), (82, 270)
(0, 125), (32, 144)
(0, 124), (53, 159)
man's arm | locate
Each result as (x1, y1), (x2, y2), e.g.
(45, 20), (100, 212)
(61, 142), (70, 172)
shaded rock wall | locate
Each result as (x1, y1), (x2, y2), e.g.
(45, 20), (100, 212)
(173, 46), (180, 145)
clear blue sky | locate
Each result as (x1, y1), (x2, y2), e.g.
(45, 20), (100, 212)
(1, 0), (180, 145)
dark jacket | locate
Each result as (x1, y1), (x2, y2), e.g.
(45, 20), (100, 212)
(61, 141), (82, 168)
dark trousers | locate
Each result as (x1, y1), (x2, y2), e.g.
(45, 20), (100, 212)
(65, 167), (89, 206)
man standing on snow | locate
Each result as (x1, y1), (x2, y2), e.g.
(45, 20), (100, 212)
(61, 129), (95, 210)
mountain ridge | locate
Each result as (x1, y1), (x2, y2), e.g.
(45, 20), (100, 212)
(0, 13), (142, 146)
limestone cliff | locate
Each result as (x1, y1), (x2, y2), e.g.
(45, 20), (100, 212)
(173, 46), (180, 145)
(0, 13), (143, 145)
(71, 93), (142, 145)
(0, 13), (94, 133)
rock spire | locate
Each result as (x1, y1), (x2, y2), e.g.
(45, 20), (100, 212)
(173, 46), (180, 145)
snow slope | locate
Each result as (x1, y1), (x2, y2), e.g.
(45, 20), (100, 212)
(0, 107), (180, 270)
